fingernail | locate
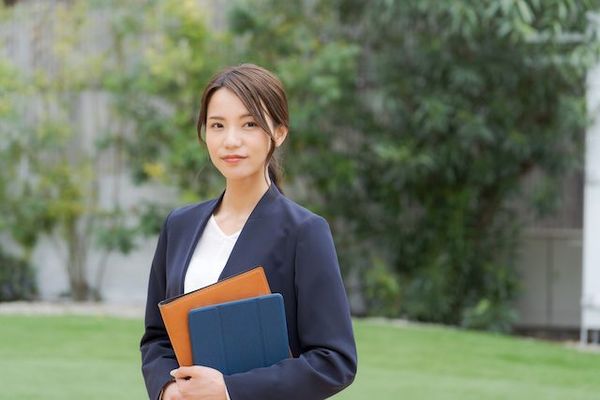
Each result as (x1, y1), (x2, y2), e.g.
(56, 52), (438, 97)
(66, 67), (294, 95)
(170, 369), (177, 377)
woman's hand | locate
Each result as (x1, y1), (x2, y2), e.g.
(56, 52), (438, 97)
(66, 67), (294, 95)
(162, 381), (183, 400)
(170, 366), (228, 400)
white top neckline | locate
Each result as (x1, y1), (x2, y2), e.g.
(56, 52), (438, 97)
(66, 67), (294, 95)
(209, 214), (242, 239)
(184, 214), (242, 294)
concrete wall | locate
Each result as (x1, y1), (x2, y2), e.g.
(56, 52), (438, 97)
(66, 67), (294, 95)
(1, 0), (179, 305)
(514, 229), (582, 329)
(30, 172), (177, 306)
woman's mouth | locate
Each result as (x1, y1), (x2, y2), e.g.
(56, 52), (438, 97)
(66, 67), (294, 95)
(222, 155), (247, 163)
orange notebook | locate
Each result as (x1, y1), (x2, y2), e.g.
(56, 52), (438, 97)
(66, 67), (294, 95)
(158, 266), (271, 366)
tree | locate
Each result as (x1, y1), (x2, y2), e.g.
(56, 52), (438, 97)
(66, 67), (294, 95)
(0, 1), (141, 301)
(104, 0), (226, 202)
(224, 0), (600, 329)
(0, 32), (38, 301)
(96, 0), (599, 330)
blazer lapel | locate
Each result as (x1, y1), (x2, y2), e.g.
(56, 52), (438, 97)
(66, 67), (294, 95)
(218, 183), (281, 280)
(178, 191), (225, 294)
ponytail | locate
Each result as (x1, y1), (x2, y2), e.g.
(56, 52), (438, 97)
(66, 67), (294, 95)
(267, 153), (284, 194)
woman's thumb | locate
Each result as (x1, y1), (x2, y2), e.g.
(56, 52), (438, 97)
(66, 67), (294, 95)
(170, 366), (193, 380)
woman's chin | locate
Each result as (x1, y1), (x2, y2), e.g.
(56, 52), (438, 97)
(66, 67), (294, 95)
(221, 171), (257, 182)
(221, 171), (270, 186)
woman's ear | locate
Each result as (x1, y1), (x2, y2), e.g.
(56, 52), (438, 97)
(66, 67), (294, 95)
(274, 125), (288, 148)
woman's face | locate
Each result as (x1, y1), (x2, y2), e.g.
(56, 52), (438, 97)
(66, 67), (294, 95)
(205, 88), (286, 184)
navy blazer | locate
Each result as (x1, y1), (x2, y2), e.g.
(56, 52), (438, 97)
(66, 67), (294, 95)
(140, 183), (357, 400)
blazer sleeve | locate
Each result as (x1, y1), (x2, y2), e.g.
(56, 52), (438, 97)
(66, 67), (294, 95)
(224, 215), (358, 400)
(140, 213), (179, 400)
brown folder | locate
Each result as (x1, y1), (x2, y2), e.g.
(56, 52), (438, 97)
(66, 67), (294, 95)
(158, 266), (271, 366)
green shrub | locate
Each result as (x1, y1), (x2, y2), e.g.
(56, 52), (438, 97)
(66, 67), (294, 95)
(461, 298), (518, 333)
(222, 0), (598, 331)
(362, 258), (402, 318)
(0, 249), (37, 302)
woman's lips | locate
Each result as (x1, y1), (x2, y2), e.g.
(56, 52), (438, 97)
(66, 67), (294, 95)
(222, 156), (246, 163)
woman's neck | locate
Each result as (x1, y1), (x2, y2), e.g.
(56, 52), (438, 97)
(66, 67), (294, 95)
(218, 176), (271, 218)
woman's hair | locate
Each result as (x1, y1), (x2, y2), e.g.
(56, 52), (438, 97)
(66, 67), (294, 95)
(197, 63), (289, 191)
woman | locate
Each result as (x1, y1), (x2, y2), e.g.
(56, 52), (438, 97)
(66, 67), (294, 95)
(140, 64), (357, 400)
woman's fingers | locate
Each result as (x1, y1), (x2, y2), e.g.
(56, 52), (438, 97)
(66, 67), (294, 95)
(169, 366), (226, 400)
(171, 366), (195, 380)
(171, 365), (214, 380)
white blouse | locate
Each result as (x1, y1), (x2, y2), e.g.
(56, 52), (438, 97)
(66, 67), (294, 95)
(183, 214), (241, 294)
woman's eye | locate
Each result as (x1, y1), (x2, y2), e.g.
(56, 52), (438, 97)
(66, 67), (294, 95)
(244, 121), (258, 128)
(210, 122), (223, 129)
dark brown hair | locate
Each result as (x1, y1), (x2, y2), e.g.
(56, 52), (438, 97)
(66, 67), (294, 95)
(197, 64), (289, 191)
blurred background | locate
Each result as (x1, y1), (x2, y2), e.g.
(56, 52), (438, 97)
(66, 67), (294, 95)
(1, 0), (600, 398)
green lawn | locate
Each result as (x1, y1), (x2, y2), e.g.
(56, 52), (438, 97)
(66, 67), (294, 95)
(0, 315), (598, 399)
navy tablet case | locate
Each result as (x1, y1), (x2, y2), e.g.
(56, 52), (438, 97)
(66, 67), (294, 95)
(188, 293), (290, 375)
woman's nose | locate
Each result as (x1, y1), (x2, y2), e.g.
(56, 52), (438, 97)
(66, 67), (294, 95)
(223, 127), (242, 147)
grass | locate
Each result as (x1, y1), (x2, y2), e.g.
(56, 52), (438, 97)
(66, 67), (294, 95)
(0, 316), (598, 399)
(341, 320), (600, 400)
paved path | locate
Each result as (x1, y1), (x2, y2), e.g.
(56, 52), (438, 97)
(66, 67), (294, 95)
(0, 301), (145, 319)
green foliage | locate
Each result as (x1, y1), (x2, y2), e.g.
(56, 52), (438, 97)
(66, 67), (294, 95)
(104, 0), (225, 203)
(0, 249), (37, 302)
(221, 0), (599, 329)
(0, 0), (235, 301)
(0, 1), (147, 300)
(362, 258), (402, 317)
(461, 298), (518, 333)
(54, 0), (599, 329)
(0, 56), (59, 259)
(0, 3), (105, 300)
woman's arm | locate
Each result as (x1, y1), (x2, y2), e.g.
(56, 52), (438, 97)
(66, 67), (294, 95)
(140, 213), (180, 400)
(224, 215), (358, 400)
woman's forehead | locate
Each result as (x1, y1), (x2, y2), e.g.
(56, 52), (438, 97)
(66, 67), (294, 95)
(207, 88), (250, 118)
(207, 87), (274, 126)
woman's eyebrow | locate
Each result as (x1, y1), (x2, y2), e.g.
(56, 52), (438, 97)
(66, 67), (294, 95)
(207, 113), (254, 120)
